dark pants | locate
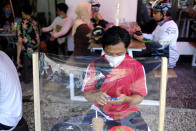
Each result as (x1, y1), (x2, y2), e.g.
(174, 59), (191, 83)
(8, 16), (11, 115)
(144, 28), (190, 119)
(0, 123), (13, 130)
(13, 117), (29, 131)
(133, 46), (169, 58)
(82, 110), (148, 131)
(0, 117), (28, 131)
(67, 51), (73, 56)
(40, 32), (57, 54)
(47, 40), (59, 55)
(133, 48), (168, 74)
(58, 42), (67, 55)
(21, 54), (32, 83)
(40, 32), (67, 55)
(0, 37), (8, 50)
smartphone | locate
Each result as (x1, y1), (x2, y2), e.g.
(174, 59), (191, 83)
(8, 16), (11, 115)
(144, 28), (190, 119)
(107, 97), (119, 100)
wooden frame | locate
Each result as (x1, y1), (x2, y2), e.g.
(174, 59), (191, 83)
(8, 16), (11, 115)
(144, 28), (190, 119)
(115, 0), (120, 26)
(158, 57), (168, 131)
(33, 53), (168, 131)
(33, 53), (41, 131)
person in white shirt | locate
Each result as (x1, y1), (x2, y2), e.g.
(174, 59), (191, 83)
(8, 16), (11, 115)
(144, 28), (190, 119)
(41, 3), (73, 55)
(134, 0), (179, 68)
(0, 51), (22, 130)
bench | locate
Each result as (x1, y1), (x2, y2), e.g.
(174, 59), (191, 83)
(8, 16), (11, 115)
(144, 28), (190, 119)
(152, 69), (177, 78)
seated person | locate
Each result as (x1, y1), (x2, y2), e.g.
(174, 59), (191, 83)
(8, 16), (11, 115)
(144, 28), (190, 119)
(82, 26), (148, 131)
(139, 2), (157, 34)
(72, 2), (93, 56)
(0, 2), (14, 51)
(90, 0), (108, 29)
(134, 0), (179, 68)
(0, 2), (14, 28)
(0, 51), (22, 130)
(17, 5), (40, 83)
(41, 3), (73, 55)
(89, 1), (108, 46)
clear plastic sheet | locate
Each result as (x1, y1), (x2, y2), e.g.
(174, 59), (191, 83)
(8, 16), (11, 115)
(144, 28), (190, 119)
(38, 53), (163, 131)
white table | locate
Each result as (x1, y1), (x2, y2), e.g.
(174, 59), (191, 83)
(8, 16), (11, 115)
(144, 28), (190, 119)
(89, 40), (146, 57)
(0, 32), (16, 37)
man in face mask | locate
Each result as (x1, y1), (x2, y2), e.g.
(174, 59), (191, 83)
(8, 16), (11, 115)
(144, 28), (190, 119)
(41, 3), (73, 55)
(17, 5), (40, 83)
(0, 2), (14, 55)
(82, 26), (149, 130)
(134, 0), (179, 68)
(0, 2), (13, 27)
(3, 3), (12, 18)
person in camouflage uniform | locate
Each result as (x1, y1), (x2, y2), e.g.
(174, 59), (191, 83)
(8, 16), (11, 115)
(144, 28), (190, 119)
(17, 5), (40, 83)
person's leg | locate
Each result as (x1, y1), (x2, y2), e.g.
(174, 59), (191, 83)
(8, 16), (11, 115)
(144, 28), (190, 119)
(4, 46), (17, 64)
(105, 119), (121, 129)
(0, 123), (13, 130)
(133, 49), (152, 57)
(21, 55), (32, 83)
(67, 51), (73, 56)
(13, 117), (29, 131)
(168, 45), (179, 68)
(0, 37), (8, 51)
(137, 58), (161, 74)
(82, 109), (120, 130)
(82, 109), (108, 125)
(47, 40), (58, 55)
(82, 110), (97, 125)
(40, 32), (51, 53)
(120, 111), (148, 131)
(58, 42), (67, 56)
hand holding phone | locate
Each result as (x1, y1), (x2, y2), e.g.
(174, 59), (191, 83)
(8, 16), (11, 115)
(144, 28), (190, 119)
(106, 97), (119, 101)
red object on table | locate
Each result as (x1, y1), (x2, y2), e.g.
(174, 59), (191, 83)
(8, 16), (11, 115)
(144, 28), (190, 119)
(109, 125), (135, 131)
(109, 22), (114, 25)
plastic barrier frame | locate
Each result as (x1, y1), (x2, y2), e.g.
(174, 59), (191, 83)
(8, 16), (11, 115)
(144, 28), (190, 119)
(33, 52), (168, 131)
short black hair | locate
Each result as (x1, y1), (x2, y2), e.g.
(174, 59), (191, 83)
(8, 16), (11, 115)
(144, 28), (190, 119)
(102, 26), (131, 49)
(22, 5), (33, 15)
(57, 3), (68, 14)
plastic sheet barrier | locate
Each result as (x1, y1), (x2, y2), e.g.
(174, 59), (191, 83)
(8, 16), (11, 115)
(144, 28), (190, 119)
(33, 53), (167, 131)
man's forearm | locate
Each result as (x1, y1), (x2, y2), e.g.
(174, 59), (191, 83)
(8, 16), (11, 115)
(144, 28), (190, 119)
(42, 26), (52, 32)
(125, 94), (144, 105)
(36, 35), (40, 45)
(143, 33), (153, 40)
(17, 38), (22, 60)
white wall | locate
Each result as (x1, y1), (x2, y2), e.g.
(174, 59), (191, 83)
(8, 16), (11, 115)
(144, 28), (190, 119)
(119, 0), (138, 22)
(66, 0), (89, 20)
(37, 0), (56, 24)
(66, 0), (138, 23)
(57, 0), (65, 3)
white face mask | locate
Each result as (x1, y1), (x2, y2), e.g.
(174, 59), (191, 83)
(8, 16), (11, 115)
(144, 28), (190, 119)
(105, 54), (125, 67)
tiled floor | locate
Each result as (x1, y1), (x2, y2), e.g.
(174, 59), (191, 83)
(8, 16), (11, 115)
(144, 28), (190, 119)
(166, 56), (196, 109)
